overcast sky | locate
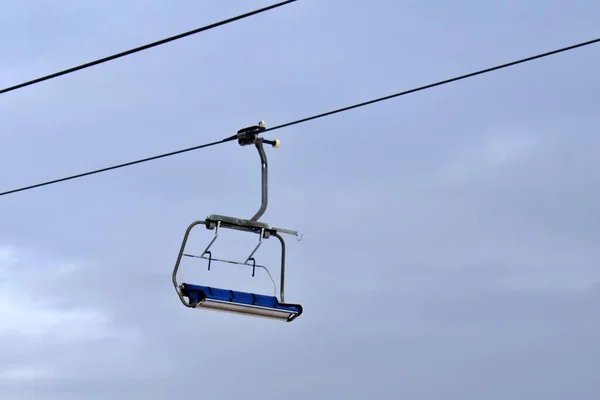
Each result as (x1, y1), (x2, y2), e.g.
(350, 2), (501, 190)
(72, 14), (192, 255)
(1, 1), (600, 399)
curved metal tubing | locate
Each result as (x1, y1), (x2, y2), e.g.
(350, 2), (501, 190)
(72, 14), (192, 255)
(273, 231), (303, 322)
(173, 220), (302, 321)
(250, 140), (268, 221)
(172, 219), (207, 308)
(273, 231), (287, 303)
(173, 221), (291, 305)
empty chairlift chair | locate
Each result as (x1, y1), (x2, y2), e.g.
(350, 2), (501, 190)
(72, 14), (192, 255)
(172, 121), (303, 322)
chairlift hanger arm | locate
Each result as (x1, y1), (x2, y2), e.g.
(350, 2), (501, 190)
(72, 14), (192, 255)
(236, 120), (279, 222)
(204, 121), (303, 237)
(253, 141), (268, 222)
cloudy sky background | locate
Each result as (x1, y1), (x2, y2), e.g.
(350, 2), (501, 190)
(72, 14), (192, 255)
(1, 0), (600, 398)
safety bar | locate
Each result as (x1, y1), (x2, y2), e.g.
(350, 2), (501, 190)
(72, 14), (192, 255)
(182, 252), (277, 296)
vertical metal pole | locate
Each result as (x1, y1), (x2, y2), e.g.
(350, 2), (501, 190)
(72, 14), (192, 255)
(273, 232), (286, 303)
(250, 140), (268, 221)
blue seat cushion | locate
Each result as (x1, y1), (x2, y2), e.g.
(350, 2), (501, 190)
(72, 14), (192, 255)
(181, 283), (300, 313)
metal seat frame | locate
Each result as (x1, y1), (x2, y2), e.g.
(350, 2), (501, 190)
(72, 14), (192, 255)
(172, 121), (303, 322)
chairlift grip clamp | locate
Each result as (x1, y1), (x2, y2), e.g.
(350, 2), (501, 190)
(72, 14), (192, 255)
(236, 120), (280, 148)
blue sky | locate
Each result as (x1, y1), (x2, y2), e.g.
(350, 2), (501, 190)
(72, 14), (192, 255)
(1, 0), (600, 398)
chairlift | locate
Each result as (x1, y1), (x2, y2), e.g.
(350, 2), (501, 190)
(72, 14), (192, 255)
(172, 121), (303, 322)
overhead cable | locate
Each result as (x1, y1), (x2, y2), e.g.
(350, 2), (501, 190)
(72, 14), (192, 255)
(0, 0), (297, 95)
(1, 35), (598, 198)
(0, 137), (237, 197)
(264, 37), (600, 132)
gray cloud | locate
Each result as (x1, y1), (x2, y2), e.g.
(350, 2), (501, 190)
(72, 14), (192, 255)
(2, 0), (600, 399)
